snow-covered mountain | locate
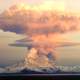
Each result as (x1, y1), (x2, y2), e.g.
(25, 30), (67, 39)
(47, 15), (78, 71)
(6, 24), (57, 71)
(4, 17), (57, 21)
(0, 61), (80, 74)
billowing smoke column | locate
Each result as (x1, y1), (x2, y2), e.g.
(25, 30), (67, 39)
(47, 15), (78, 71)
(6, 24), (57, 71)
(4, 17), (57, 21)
(25, 45), (57, 69)
(23, 11), (80, 69)
(0, 4), (80, 70)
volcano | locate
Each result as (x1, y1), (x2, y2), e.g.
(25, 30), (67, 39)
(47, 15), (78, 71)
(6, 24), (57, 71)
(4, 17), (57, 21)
(0, 3), (80, 74)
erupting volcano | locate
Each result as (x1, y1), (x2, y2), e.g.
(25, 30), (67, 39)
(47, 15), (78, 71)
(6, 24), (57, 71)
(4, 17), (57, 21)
(0, 1), (80, 73)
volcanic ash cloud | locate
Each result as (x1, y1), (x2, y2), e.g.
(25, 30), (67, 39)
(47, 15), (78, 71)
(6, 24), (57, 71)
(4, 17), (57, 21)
(1, 4), (80, 71)
(25, 48), (57, 69)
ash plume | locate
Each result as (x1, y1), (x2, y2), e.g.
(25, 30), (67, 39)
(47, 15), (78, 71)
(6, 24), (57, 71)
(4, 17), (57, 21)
(0, 4), (80, 71)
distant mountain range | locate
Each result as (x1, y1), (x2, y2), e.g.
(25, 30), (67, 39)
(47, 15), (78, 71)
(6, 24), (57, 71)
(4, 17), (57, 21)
(0, 59), (80, 74)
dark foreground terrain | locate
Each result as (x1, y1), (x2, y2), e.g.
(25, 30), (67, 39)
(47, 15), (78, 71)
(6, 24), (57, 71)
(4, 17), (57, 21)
(0, 69), (80, 76)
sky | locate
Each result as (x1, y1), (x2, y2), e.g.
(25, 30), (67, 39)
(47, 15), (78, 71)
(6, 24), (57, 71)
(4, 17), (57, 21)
(0, 0), (80, 13)
(0, 30), (27, 67)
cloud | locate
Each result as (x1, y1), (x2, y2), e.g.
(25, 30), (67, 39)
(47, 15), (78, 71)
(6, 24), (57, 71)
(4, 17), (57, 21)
(0, 29), (26, 48)
(0, 4), (80, 35)
(1, 4), (80, 71)
(9, 39), (80, 48)
(0, 29), (25, 39)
